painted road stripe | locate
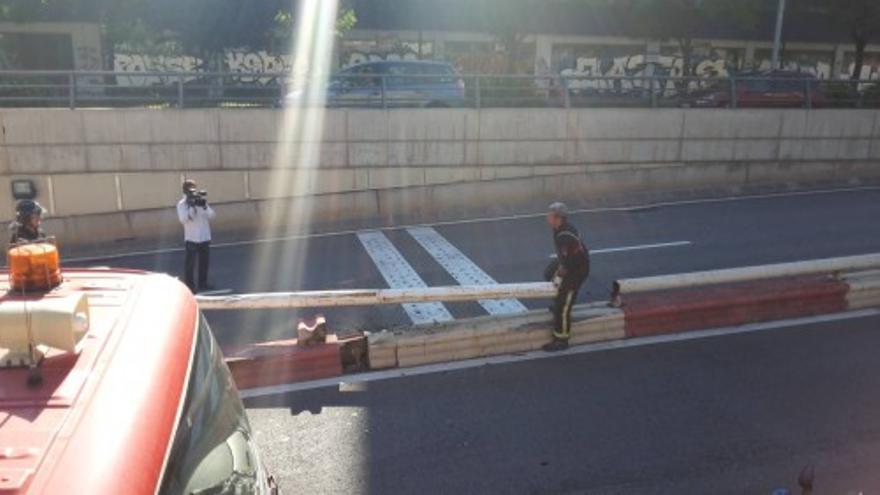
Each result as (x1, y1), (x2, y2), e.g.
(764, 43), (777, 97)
(356, 231), (454, 325)
(58, 185), (877, 263)
(407, 226), (527, 315)
(239, 308), (880, 398)
(592, 240), (691, 254)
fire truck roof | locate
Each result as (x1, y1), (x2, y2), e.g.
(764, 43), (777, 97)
(0, 269), (197, 495)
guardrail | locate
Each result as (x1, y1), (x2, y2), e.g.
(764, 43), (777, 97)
(0, 69), (877, 109)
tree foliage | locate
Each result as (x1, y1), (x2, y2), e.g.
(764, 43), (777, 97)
(0, 0), (357, 61)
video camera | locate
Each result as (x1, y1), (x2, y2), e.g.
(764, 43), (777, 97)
(185, 188), (208, 208)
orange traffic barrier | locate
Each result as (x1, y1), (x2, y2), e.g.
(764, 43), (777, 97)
(622, 275), (848, 338)
(224, 335), (343, 390)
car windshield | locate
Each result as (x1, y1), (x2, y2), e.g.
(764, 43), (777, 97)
(160, 314), (267, 495)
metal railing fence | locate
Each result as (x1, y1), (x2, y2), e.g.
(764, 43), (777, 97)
(0, 70), (876, 110)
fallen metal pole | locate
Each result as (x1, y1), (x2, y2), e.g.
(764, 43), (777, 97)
(196, 282), (556, 310)
(613, 253), (880, 300)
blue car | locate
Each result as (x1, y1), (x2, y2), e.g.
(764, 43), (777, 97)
(284, 60), (466, 108)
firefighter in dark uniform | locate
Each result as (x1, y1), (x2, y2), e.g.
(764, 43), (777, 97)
(8, 199), (47, 246)
(543, 202), (590, 352)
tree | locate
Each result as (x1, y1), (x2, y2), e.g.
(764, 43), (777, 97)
(804, 0), (880, 80)
(0, 0), (357, 67)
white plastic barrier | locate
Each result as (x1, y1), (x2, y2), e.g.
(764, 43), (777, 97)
(613, 253), (880, 299)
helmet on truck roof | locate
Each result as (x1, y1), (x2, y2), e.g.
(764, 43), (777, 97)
(15, 199), (44, 222)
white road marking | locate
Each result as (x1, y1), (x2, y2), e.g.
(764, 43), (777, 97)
(407, 226), (527, 315)
(356, 231), (453, 325)
(591, 241), (691, 254)
(238, 308), (880, 399)
(59, 185), (878, 263)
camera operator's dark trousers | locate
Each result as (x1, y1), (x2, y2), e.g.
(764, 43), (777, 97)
(553, 273), (586, 340)
(184, 241), (210, 291)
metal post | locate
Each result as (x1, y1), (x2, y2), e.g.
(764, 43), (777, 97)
(649, 75), (657, 108)
(771, 0), (787, 69)
(475, 77), (481, 109)
(561, 76), (571, 109)
(177, 74), (185, 108)
(804, 79), (812, 109)
(278, 76), (286, 106)
(729, 76), (737, 109)
(67, 72), (76, 110)
(380, 75), (387, 109)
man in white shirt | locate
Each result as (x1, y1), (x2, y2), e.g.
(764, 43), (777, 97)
(177, 179), (216, 292)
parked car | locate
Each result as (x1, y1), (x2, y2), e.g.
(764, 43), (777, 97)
(683, 70), (827, 108)
(283, 60), (466, 108)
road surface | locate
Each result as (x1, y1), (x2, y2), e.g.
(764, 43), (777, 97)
(66, 187), (880, 493)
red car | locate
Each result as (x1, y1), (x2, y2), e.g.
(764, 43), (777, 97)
(684, 70), (827, 108)
(0, 243), (276, 495)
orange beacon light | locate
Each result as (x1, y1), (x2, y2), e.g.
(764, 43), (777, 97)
(7, 242), (62, 292)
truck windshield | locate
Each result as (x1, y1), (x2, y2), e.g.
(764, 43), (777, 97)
(160, 313), (269, 495)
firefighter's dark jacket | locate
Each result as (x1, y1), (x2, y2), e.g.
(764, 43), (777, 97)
(553, 221), (590, 278)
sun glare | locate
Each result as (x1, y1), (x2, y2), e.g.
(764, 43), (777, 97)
(250, 0), (340, 292)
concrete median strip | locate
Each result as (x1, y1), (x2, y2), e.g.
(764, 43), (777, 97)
(843, 269), (880, 310)
(222, 253), (880, 391)
(368, 303), (625, 370)
(363, 255), (880, 373)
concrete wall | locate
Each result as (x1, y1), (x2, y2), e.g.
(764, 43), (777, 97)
(1, 108), (879, 246)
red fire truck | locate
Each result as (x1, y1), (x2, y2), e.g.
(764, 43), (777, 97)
(0, 243), (276, 494)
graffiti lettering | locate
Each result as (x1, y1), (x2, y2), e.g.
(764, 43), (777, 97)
(114, 53), (202, 86)
(225, 50), (293, 84)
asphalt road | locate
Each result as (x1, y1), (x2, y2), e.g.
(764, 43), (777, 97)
(66, 187), (880, 493)
(245, 313), (880, 494)
(67, 187), (880, 349)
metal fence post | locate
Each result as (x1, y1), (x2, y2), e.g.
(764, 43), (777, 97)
(177, 74), (185, 108)
(278, 76), (286, 105)
(68, 72), (76, 109)
(804, 79), (812, 109)
(561, 76), (571, 109)
(729, 76), (737, 109)
(380, 75), (387, 109)
(475, 77), (481, 109)
(649, 75), (657, 108)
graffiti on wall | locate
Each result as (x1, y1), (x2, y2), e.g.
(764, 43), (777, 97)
(113, 50), (296, 86)
(840, 52), (880, 81)
(557, 52), (740, 92)
(225, 50), (293, 83)
(114, 52), (202, 86)
(340, 39), (432, 68)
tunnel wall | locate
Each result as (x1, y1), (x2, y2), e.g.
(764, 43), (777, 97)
(1, 107), (879, 246)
